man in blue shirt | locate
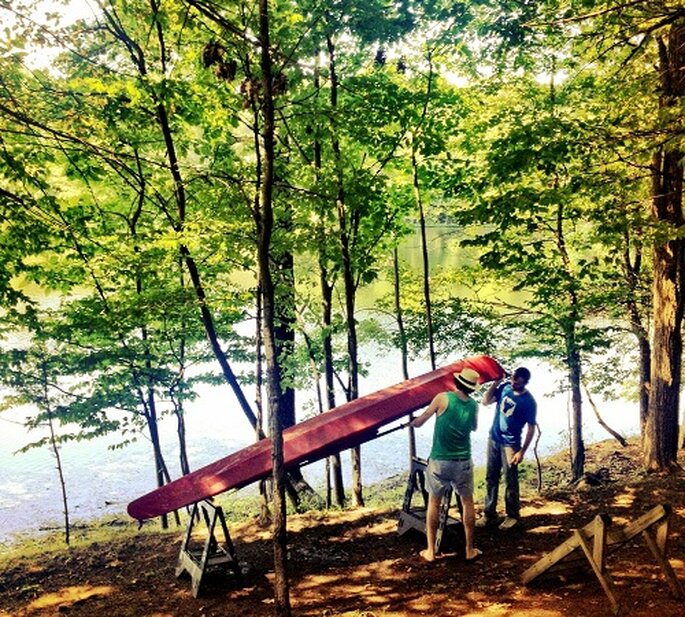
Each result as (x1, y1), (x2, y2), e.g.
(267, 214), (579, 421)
(477, 367), (537, 530)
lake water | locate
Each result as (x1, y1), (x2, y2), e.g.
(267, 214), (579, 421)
(0, 345), (640, 546)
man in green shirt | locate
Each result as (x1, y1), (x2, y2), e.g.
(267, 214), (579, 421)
(410, 367), (482, 562)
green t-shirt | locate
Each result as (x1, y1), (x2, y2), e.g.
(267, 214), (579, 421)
(429, 392), (478, 461)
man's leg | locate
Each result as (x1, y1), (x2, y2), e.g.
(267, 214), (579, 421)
(483, 438), (501, 521)
(460, 494), (481, 560)
(421, 493), (442, 561)
(454, 460), (481, 560)
(503, 445), (520, 520)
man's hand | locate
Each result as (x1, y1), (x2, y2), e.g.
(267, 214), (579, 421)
(510, 450), (524, 466)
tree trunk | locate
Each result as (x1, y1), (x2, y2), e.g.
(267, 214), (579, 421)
(342, 201), (363, 507)
(411, 137), (436, 370)
(553, 177), (585, 481)
(256, 283), (271, 526)
(637, 335), (651, 437)
(314, 54), (345, 508)
(322, 274), (346, 506)
(48, 410), (70, 545)
(621, 225), (651, 435)
(43, 364), (70, 546)
(327, 31), (364, 507)
(645, 25), (685, 472)
(273, 245), (311, 510)
(646, 228), (682, 470)
(274, 222), (297, 432)
(174, 399), (190, 476)
(393, 245), (415, 461)
(568, 340), (585, 482)
(145, 393), (171, 529)
(258, 1), (290, 613)
(313, 51), (346, 508)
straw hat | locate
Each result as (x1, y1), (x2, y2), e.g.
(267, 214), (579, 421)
(453, 367), (480, 392)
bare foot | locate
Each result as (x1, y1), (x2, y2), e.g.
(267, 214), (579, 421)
(419, 549), (436, 562)
(465, 548), (483, 562)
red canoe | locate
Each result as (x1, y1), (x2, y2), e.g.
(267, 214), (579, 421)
(127, 355), (504, 520)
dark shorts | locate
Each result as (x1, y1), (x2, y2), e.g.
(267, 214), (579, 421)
(425, 458), (474, 498)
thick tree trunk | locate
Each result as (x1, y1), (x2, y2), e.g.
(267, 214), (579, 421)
(645, 25), (685, 472)
(645, 234), (682, 470)
(274, 247), (322, 509)
(274, 247), (310, 509)
(274, 240), (296, 431)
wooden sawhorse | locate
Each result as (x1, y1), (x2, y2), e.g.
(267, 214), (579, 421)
(175, 500), (243, 598)
(397, 456), (464, 553)
(522, 503), (684, 614)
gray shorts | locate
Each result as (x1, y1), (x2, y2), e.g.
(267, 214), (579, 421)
(425, 458), (474, 498)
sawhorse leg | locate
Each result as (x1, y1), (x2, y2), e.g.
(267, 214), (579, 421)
(641, 516), (685, 599)
(575, 516), (620, 615)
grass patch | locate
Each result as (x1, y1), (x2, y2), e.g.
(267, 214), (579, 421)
(0, 514), (176, 568)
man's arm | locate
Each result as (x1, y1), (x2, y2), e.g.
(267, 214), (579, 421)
(482, 379), (503, 406)
(511, 422), (536, 465)
(410, 392), (447, 428)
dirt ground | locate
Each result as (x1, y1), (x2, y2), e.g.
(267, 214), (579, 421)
(2, 438), (685, 617)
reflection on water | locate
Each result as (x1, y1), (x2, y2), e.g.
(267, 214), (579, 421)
(0, 348), (639, 545)
(0, 423), (250, 543)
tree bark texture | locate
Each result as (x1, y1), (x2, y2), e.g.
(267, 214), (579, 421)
(645, 23), (685, 471)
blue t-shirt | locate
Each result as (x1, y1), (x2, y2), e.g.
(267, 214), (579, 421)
(489, 383), (537, 448)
